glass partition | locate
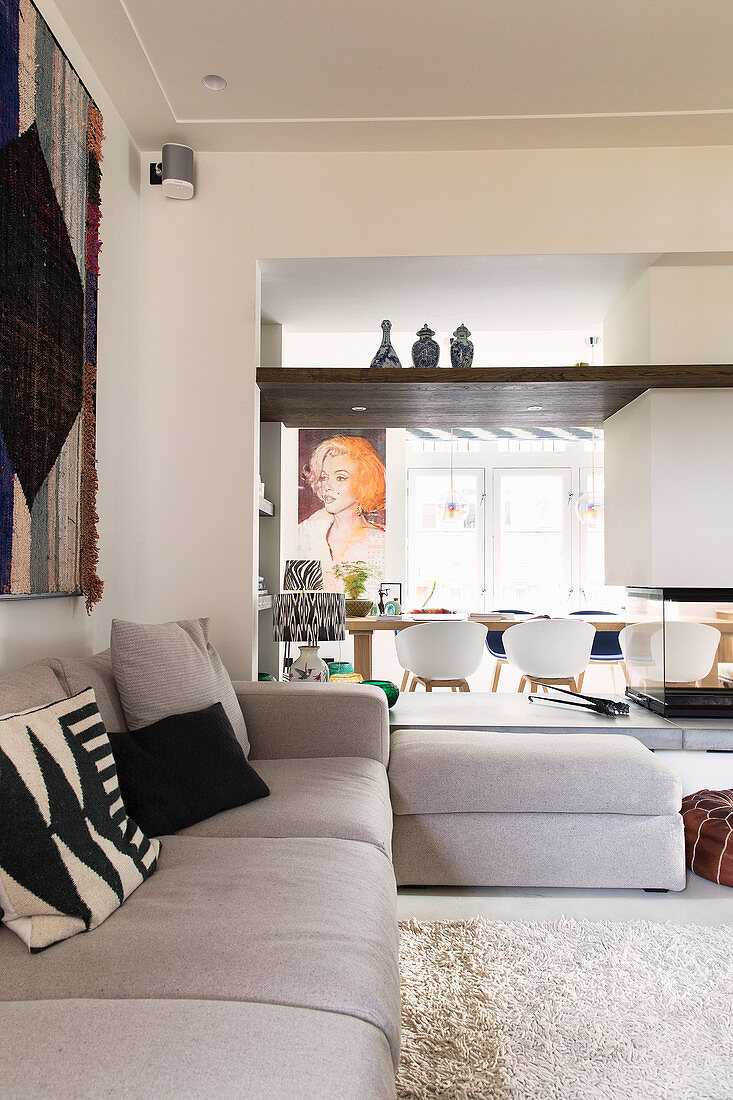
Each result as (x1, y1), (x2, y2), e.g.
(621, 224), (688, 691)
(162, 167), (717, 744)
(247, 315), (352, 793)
(624, 588), (733, 716)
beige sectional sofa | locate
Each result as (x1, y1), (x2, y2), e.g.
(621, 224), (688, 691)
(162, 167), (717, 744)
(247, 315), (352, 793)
(0, 657), (400, 1100)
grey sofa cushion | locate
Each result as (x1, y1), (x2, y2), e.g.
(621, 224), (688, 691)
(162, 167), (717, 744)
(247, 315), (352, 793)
(392, 809), (686, 890)
(111, 618), (249, 754)
(179, 756), (392, 857)
(389, 729), (682, 816)
(0, 660), (65, 717)
(0, 835), (401, 1066)
(0, 1000), (396, 1100)
(50, 651), (127, 733)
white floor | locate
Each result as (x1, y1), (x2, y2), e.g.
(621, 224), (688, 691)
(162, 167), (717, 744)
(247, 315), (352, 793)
(398, 871), (733, 926)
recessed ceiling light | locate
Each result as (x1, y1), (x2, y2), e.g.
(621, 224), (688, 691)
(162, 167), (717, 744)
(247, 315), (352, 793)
(351, 405), (367, 412)
(527, 405), (543, 411)
(202, 74), (227, 91)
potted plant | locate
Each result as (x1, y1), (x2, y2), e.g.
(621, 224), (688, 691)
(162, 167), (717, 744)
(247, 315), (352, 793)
(332, 561), (380, 617)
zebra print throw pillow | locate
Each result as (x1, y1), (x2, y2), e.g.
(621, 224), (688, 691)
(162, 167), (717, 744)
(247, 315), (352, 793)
(0, 688), (160, 952)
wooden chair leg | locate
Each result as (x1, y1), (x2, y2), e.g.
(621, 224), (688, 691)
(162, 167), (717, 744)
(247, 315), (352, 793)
(518, 676), (527, 693)
(459, 680), (470, 692)
(576, 672), (585, 692)
(530, 681), (538, 693)
(609, 664), (619, 692)
(621, 661), (631, 686)
(409, 677), (418, 692)
(400, 669), (410, 692)
(491, 661), (502, 692)
(425, 681), (432, 692)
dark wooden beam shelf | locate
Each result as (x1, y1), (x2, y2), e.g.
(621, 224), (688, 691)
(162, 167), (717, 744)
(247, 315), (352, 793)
(257, 365), (733, 428)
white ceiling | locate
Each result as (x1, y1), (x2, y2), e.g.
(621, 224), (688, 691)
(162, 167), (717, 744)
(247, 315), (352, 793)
(259, 254), (661, 331)
(54, 0), (733, 151)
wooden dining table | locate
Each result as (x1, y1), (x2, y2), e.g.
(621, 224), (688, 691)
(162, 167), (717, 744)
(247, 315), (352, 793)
(344, 612), (733, 683)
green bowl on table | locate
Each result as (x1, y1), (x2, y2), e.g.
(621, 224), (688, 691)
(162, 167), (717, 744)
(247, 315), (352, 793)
(362, 680), (400, 708)
(326, 660), (354, 677)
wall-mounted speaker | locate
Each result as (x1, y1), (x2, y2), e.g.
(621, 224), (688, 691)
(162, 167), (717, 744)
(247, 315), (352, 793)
(149, 144), (195, 200)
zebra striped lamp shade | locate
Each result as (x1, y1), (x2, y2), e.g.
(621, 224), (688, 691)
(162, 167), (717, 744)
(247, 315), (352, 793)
(272, 591), (345, 644)
(283, 559), (324, 592)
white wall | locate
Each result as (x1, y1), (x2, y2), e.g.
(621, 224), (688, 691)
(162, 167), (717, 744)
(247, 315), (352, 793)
(0, 0), (142, 674)
(252, 148), (733, 259)
(650, 266), (733, 364)
(605, 389), (733, 586)
(137, 156), (260, 677)
(603, 271), (651, 366)
(604, 264), (733, 365)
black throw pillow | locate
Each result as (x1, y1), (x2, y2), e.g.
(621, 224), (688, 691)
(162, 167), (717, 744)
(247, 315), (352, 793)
(108, 702), (269, 836)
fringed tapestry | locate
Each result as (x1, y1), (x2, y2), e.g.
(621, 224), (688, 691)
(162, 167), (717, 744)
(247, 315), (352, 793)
(0, 0), (103, 610)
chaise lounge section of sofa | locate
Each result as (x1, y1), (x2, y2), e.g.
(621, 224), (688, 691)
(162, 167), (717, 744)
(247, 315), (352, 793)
(0, 656), (399, 1100)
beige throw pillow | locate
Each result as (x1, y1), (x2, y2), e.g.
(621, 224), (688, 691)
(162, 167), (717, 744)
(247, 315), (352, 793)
(110, 618), (249, 755)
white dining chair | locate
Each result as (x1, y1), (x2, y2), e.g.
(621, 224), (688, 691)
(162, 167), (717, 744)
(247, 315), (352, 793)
(395, 620), (488, 692)
(618, 622), (659, 668)
(649, 621), (721, 684)
(502, 617), (595, 693)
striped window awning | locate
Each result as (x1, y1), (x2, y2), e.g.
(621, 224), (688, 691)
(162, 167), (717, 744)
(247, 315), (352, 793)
(406, 427), (596, 442)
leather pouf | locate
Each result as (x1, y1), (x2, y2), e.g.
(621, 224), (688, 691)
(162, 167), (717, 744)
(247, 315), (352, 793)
(681, 789), (733, 887)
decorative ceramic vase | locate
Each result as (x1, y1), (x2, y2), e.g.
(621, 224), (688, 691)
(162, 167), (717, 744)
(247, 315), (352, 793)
(411, 323), (440, 368)
(344, 598), (375, 617)
(370, 319), (402, 368)
(362, 680), (400, 708)
(288, 645), (329, 682)
(450, 323), (474, 368)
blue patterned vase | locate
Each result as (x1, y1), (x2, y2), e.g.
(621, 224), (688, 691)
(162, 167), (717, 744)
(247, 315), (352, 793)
(370, 320), (402, 368)
(450, 323), (474, 368)
(411, 323), (440, 368)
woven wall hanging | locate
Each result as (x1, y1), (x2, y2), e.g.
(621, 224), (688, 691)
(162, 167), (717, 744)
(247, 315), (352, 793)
(0, 0), (103, 610)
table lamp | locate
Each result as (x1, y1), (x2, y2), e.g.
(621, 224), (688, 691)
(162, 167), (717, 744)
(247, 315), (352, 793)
(272, 590), (345, 682)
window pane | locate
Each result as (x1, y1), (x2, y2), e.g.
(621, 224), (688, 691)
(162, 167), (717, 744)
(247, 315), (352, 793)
(407, 470), (483, 610)
(494, 471), (570, 612)
(578, 468), (625, 610)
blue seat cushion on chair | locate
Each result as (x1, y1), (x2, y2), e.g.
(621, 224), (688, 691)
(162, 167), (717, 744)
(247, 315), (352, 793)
(486, 632), (507, 659)
(486, 610), (534, 660)
(589, 631), (623, 660)
(569, 610), (623, 661)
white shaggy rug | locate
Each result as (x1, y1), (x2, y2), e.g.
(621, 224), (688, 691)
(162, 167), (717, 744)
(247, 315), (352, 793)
(398, 918), (733, 1100)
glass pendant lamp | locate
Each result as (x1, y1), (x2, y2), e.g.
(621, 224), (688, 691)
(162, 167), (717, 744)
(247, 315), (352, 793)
(576, 425), (604, 526)
(440, 429), (469, 526)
